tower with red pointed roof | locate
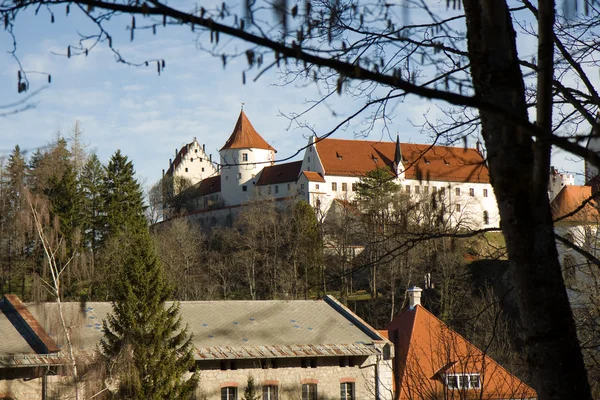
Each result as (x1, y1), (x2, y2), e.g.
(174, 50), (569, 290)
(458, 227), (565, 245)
(219, 109), (276, 205)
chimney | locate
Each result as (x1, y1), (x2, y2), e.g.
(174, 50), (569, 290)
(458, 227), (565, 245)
(209, 154), (212, 162)
(407, 286), (423, 310)
(169, 158), (172, 166)
(175, 148), (178, 157)
(162, 169), (165, 177)
(203, 144), (206, 152)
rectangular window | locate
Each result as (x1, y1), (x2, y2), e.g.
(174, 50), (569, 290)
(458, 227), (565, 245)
(440, 187), (445, 196)
(446, 376), (458, 390)
(483, 188), (488, 197)
(288, 183), (291, 190)
(302, 384), (317, 400)
(242, 153), (248, 162)
(352, 183), (357, 192)
(424, 186), (429, 195)
(202, 167), (205, 172)
(432, 186), (437, 194)
(469, 375), (481, 389)
(455, 187), (461, 196)
(415, 186), (420, 194)
(185, 168), (188, 172)
(459, 375), (468, 389)
(332, 182), (338, 191)
(406, 185), (411, 193)
(275, 185), (279, 194)
(316, 184), (320, 190)
(242, 186), (247, 192)
(340, 383), (354, 400)
(455, 204), (461, 212)
(301, 183), (305, 190)
(308, 157), (311, 163)
(469, 188), (475, 197)
(263, 386), (278, 400)
(237, 173), (242, 179)
(222, 387), (237, 400)
(190, 158), (194, 162)
(342, 182), (347, 192)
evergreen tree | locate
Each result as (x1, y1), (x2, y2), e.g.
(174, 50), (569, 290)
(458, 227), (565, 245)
(100, 230), (198, 399)
(101, 150), (147, 242)
(80, 153), (105, 253)
(46, 163), (83, 251)
(242, 377), (260, 400)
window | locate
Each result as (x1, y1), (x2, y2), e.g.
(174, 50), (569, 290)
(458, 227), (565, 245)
(342, 182), (347, 192)
(432, 186), (437, 194)
(191, 158), (194, 162)
(202, 167), (205, 172)
(221, 387), (237, 400)
(200, 157), (203, 162)
(242, 153), (248, 162)
(242, 186), (248, 192)
(226, 176), (229, 180)
(424, 186), (429, 195)
(195, 149), (198, 153)
(352, 183), (357, 191)
(415, 186), (420, 194)
(263, 385), (278, 400)
(440, 187), (445, 196)
(455, 204), (461, 212)
(288, 183), (291, 190)
(455, 187), (461, 196)
(332, 182), (338, 191)
(340, 383), (354, 400)
(238, 173), (242, 179)
(483, 210), (489, 225)
(185, 168), (189, 172)
(308, 157), (311, 163)
(469, 188), (475, 197)
(406, 185), (411, 193)
(445, 374), (481, 390)
(301, 183), (305, 190)
(316, 184), (320, 190)
(302, 384), (317, 400)
(275, 185), (279, 194)
(483, 188), (488, 197)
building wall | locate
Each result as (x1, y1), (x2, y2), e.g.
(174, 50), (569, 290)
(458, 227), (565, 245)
(220, 148), (274, 206)
(168, 139), (217, 185)
(548, 171), (574, 201)
(194, 354), (393, 400)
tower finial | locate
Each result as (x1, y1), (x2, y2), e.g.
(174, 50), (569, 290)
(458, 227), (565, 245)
(241, 102), (245, 110)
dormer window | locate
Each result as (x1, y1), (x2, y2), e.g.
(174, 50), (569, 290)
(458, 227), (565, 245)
(424, 157), (430, 164)
(446, 374), (480, 390)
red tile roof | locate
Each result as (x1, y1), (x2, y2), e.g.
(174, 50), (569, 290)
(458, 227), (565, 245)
(256, 161), (303, 186)
(197, 175), (221, 196)
(220, 110), (276, 152)
(386, 305), (536, 400)
(551, 185), (599, 223)
(315, 138), (489, 183)
(302, 171), (326, 182)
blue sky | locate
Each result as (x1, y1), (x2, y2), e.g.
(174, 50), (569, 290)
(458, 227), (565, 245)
(1, 2), (586, 188)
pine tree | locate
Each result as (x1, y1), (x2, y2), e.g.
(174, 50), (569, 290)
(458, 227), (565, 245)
(101, 150), (147, 242)
(80, 153), (105, 253)
(100, 230), (198, 399)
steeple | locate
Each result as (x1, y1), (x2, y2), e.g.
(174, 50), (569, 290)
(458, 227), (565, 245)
(219, 110), (276, 152)
(393, 134), (404, 178)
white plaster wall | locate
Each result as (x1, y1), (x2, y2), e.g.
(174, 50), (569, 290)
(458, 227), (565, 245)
(548, 172), (574, 202)
(171, 140), (218, 185)
(220, 148), (274, 206)
(300, 136), (325, 175)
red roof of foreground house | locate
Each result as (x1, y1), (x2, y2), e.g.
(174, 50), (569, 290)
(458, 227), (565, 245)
(386, 305), (536, 400)
(256, 161), (303, 186)
(220, 110), (276, 152)
(551, 185), (599, 224)
(315, 139), (489, 183)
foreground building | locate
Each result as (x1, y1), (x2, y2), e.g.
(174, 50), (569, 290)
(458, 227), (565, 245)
(165, 110), (500, 229)
(386, 288), (536, 400)
(0, 294), (393, 400)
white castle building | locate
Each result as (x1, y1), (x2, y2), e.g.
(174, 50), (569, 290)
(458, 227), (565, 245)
(164, 110), (500, 229)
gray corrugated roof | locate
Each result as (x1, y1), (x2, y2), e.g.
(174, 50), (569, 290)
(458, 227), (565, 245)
(22, 299), (379, 360)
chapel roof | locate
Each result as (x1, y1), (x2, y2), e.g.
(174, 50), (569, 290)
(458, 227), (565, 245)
(551, 185), (599, 224)
(315, 138), (489, 183)
(386, 305), (536, 400)
(256, 161), (303, 186)
(220, 110), (276, 152)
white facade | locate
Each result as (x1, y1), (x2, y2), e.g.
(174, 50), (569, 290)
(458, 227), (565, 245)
(548, 166), (575, 202)
(220, 147), (274, 205)
(165, 138), (217, 184)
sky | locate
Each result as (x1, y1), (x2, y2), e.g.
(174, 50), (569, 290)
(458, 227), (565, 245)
(0, 2), (587, 189)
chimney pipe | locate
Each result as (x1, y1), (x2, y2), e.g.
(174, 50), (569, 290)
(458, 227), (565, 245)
(209, 154), (212, 162)
(162, 169), (165, 177)
(175, 148), (178, 157)
(407, 286), (423, 310)
(203, 144), (206, 152)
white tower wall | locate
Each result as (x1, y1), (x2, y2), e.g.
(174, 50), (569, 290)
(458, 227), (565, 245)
(220, 147), (274, 205)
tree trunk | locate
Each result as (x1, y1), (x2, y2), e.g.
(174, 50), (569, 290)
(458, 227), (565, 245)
(463, 1), (592, 398)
